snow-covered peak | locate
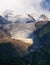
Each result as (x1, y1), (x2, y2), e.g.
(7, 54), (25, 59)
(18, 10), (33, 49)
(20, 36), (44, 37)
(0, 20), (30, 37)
(3, 11), (36, 23)
(15, 14), (36, 23)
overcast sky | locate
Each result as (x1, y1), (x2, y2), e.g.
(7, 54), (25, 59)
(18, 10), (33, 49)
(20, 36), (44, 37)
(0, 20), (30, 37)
(0, 0), (50, 17)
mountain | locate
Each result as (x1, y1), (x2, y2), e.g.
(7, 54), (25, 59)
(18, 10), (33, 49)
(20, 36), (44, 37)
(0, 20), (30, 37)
(0, 12), (50, 64)
(0, 13), (36, 44)
(0, 21), (50, 65)
(37, 14), (48, 22)
(35, 14), (48, 28)
(15, 14), (36, 23)
(0, 13), (36, 64)
(0, 21), (35, 65)
(0, 20), (36, 44)
(29, 21), (50, 50)
(0, 28), (31, 56)
(23, 21), (50, 65)
(0, 26), (32, 64)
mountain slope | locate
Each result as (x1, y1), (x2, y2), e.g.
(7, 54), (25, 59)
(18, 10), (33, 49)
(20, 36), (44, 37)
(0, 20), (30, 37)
(0, 28), (31, 56)
(23, 22), (50, 65)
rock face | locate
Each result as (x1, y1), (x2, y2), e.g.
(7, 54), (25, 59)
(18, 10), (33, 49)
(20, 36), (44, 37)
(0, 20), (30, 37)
(37, 14), (48, 22)
(35, 14), (48, 28)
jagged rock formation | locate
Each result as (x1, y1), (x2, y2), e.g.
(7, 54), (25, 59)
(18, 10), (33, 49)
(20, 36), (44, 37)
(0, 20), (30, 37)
(35, 14), (48, 28)
(37, 14), (48, 22)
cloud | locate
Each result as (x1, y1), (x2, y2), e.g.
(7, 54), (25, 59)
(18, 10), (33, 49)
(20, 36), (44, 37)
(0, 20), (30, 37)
(40, 0), (50, 20)
(0, 0), (50, 19)
(0, 0), (41, 14)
